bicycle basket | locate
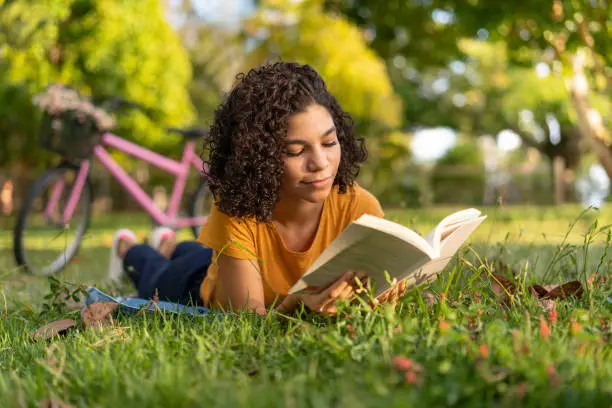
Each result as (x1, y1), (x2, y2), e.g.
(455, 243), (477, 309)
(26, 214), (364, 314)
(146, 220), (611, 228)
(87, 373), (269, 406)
(39, 111), (102, 160)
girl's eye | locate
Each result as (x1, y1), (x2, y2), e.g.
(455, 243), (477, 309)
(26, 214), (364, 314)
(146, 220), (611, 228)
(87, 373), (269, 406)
(286, 149), (303, 157)
(285, 141), (336, 157)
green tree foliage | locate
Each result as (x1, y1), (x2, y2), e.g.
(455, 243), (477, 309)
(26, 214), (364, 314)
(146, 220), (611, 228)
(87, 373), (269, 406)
(244, 0), (402, 129)
(174, 0), (247, 126)
(330, 0), (612, 182)
(186, 23), (245, 125)
(434, 0), (612, 179)
(325, 0), (461, 69)
(0, 0), (194, 170)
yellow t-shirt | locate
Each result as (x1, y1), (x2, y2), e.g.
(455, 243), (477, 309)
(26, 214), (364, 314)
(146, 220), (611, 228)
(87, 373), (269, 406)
(197, 184), (384, 308)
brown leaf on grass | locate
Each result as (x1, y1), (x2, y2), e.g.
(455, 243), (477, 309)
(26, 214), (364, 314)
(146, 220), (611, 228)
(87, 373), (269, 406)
(491, 274), (516, 295)
(546, 281), (583, 299)
(529, 285), (549, 298)
(29, 319), (76, 341)
(38, 399), (75, 408)
(491, 274), (516, 307)
(530, 281), (583, 300)
(81, 302), (119, 329)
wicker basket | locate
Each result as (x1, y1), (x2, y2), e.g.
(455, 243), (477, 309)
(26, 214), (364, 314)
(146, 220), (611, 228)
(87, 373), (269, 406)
(39, 112), (102, 160)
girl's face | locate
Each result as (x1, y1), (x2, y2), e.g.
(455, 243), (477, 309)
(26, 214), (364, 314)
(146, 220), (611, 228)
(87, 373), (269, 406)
(279, 103), (341, 205)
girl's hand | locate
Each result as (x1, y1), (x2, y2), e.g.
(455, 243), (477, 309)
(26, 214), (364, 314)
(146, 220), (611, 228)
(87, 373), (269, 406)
(373, 279), (410, 307)
(298, 271), (359, 315)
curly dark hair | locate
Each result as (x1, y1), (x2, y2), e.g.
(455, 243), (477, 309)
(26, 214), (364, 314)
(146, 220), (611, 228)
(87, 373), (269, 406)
(202, 61), (367, 222)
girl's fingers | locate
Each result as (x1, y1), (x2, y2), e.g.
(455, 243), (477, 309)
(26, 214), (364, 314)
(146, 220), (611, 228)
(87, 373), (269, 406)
(337, 284), (354, 299)
(329, 281), (349, 299)
(326, 272), (354, 298)
(324, 305), (337, 315)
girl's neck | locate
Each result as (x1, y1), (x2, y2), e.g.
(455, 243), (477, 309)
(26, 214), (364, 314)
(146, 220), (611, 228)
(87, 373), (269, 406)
(272, 196), (325, 228)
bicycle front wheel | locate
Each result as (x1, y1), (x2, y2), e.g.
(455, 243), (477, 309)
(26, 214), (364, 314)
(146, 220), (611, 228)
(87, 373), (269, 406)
(13, 165), (92, 275)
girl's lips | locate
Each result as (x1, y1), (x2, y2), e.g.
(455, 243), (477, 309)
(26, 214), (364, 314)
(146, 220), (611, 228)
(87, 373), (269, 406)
(303, 176), (331, 187)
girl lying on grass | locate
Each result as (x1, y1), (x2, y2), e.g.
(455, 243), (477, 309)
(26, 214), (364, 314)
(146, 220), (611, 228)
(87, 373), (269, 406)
(108, 62), (406, 316)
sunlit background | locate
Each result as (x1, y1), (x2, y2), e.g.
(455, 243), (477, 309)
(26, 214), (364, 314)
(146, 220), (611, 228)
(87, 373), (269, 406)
(1, 0), (611, 215)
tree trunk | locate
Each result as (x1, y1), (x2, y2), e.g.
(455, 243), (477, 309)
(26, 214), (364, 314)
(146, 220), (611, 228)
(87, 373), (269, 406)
(569, 52), (612, 180)
(552, 156), (565, 205)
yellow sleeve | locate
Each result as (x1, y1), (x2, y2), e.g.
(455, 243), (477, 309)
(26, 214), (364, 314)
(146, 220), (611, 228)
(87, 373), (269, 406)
(350, 185), (384, 219)
(197, 204), (258, 260)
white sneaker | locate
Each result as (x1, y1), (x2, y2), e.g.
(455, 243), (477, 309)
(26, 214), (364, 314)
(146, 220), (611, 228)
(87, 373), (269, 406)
(150, 226), (176, 250)
(108, 229), (137, 283)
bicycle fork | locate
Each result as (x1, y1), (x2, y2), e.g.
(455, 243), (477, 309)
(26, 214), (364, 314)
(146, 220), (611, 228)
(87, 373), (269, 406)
(45, 161), (90, 225)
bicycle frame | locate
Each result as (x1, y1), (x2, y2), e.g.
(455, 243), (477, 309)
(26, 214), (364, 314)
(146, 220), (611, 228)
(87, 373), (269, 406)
(47, 132), (208, 229)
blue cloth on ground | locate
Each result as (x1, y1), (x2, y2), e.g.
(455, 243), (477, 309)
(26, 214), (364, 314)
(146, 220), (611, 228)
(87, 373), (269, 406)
(85, 287), (213, 317)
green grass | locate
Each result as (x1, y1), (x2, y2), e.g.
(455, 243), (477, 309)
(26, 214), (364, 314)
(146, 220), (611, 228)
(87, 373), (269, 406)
(0, 205), (611, 407)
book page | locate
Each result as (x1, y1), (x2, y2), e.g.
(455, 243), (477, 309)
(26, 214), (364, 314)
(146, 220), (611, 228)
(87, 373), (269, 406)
(399, 256), (455, 290)
(305, 223), (372, 274)
(395, 217), (485, 292)
(354, 214), (435, 256)
(424, 208), (482, 252)
(290, 228), (433, 297)
(439, 216), (487, 258)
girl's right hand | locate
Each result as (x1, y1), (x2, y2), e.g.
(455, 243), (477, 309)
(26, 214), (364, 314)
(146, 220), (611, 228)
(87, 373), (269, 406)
(298, 271), (359, 315)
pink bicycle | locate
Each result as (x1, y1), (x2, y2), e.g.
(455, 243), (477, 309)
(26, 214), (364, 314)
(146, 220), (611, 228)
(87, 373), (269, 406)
(13, 96), (212, 275)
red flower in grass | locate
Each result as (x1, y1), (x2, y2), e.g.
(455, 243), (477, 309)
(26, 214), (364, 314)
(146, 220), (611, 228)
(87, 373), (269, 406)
(548, 309), (558, 325)
(392, 356), (424, 385)
(539, 316), (551, 342)
(571, 320), (582, 335)
(392, 356), (414, 371)
(439, 319), (450, 333)
(404, 370), (419, 385)
(478, 344), (490, 359)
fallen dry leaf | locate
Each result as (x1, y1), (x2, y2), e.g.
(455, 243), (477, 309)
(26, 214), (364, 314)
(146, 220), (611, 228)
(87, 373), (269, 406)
(529, 285), (549, 298)
(38, 399), (75, 408)
(491, 274), (516, 307)
(546, 281), (583, 299)
(29, 319), (76, 341)
(81, 302), (119, 329)
(530, 281), (583, 300)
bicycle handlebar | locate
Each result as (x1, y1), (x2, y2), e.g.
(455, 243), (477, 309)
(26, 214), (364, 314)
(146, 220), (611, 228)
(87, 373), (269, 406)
(93, 95), (149, 113)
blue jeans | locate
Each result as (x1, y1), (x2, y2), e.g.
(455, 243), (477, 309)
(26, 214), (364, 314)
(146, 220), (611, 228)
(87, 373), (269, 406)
(123, 241), (212, 306)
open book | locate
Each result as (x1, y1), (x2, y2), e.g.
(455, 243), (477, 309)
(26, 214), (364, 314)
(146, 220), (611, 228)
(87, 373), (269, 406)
(289, 209), (486, 297)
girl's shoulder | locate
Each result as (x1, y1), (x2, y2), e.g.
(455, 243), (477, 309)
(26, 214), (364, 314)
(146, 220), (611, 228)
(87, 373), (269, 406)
(198, 203), (258, 260)
(329, 183), (384, 219)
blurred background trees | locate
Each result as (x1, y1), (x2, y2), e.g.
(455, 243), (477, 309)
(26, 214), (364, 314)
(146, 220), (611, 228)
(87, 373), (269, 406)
(1, 0), (611, 211)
